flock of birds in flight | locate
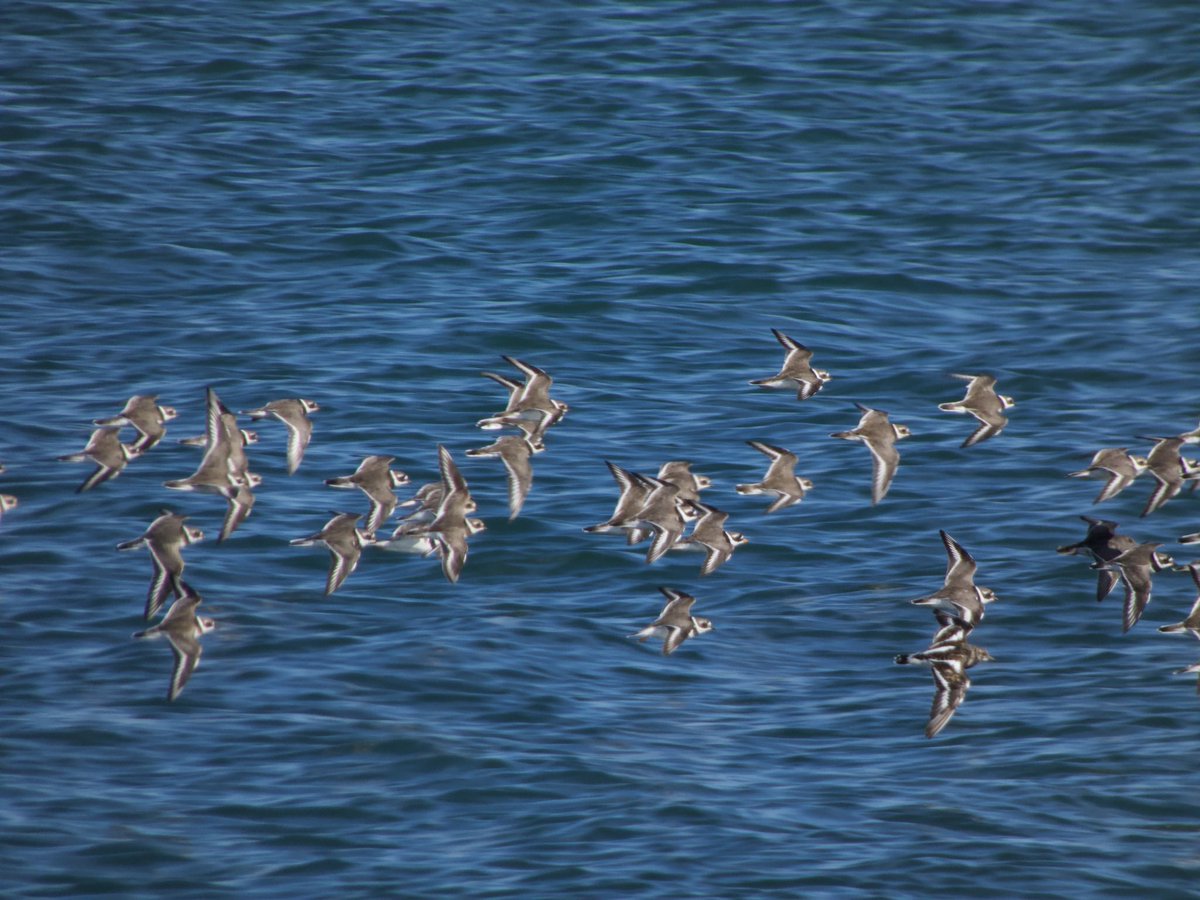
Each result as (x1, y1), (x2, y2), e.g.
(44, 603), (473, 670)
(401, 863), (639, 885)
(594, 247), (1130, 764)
(4, 328), (1200, 737)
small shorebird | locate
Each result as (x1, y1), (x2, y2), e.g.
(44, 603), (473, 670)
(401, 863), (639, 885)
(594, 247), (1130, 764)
(629, 587), (714, 656)
(735, 440), (813, 513)
(132, 583), (215, 702)
(830, 403), (912, 505)
(937, 373), (1014, 448)
(242, 397), (319, 475)
(749, 328), (831, 400)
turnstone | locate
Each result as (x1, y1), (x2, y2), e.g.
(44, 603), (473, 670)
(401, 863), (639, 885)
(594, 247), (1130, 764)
(629, 587), (714, 656)
(895, 633), (995, 738)
(937, 373), (1014, 448)
(117, 510), (205, 620)
(1068, 448), (1148, 505)
(1159, 562), (1200, 639)
(749, 328), (831, 400)
(94, 394), (178, 452)
(325, 455), (410, 536)
(132, 582), (215, 702)
(735, 440), (813, 513)
(1056, 515), (1137, 603)
(830, 403), (912, 505)
(289, 512), (369, 595)
(1140, 435), (1186, 517)
(242, 398), (319, 475)
(465, 434), (536, 520)
(584, 461), (653, 545)
(58, 425), (141, 492)
(673, 500), (748, 576)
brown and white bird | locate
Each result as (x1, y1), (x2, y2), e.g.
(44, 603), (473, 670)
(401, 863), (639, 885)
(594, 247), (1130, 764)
(895, 631), (995, 738)
(325, 455), (410, 536)
(830, 403), (912, 505)
(465, 434), (536, 520)
(629, 587), (715, 656)
(426, 445), (481, 584)
(672, 501), (747, 576)
(1068, 448), (1148, 505)
(1094, 541), (1174, 633)
(117, 510), (205, 620)
(735, 440), (813, 513)
(1159, 562), (1200, 640)
(584, 462), (654, 545)
(242, 397), (319, 475)
(910, 531), (997, 634)
(476, 356), (567, 442)
(94, 394), (177, 451)
(1140, 435), (1187, 517)
(59, 425), (142, 492)
(749, 328), (831, 400)
(132, 582), (215, 702)
(937, 373), (1014, 448)
(165, 387), (260, 542)
(289, 512), (370, 595)
(655, 460), (713, 505)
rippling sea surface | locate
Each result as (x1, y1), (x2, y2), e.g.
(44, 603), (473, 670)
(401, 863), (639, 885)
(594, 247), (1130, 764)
(4, 1), (1200, 896)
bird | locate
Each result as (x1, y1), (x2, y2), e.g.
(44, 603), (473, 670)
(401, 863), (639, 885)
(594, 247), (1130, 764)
(1056, 516), (1137, 603)
(583, 461), (654, 545)
(1140, 436), (1187, 517)
(910, 531), (996, 632)
(937, 374), (1014, 448)
(629, 587), (714, 656)
(1068, 448), (1148, 505)
(830, 403), (912, 505)
(1095, 541), (1173, 633)
(426, 445), (481, 583)
(0, 494), (16, 522)
(325, 455), (410, 536)
(373, 517), (486, 556)
(655, 460), (712, 505)
(476, 356), (567, 441)
(132, 582), (215, 702)
(749, 328), (831, 400)
(58, 425), (142, 492)
(465, 434), (536, 520)
(672, 501), (748, 576)
(242, 398), (319, 475)
(395, 481), (446, 529)
(895, 633), (995, 738)
(289, 512), (370, 595)
(735, 440), (813, 513)
(116, 510), (205, 620)
(165, 387), (260, 542)
(628, 476), (689, 564)
(94, 394), (177, 452)
(1159, 562), (1200, 640)
(1173, 660), (1200, 694)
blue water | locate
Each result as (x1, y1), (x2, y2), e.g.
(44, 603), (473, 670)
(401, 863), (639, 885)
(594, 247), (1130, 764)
(4, 1), (1200, 896)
